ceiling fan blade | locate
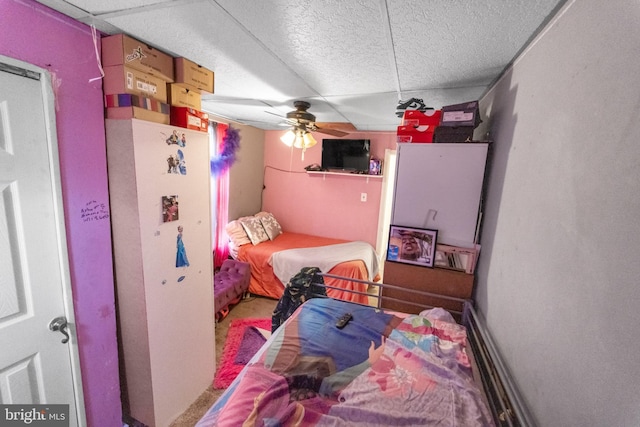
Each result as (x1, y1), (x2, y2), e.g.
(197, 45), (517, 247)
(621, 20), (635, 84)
(315, 127), (349, 137)
(264, 110), (298, 128)
(315, 122), (357, 132)
(264, 110), (286, 119)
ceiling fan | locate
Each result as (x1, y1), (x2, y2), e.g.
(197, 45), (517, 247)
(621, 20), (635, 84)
(277, 100), (355, 159)
(282, 100), (354, 137)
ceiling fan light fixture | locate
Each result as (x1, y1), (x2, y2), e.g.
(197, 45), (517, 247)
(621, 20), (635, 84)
(303, 132), (317, 149)
(291, 130), (316, 150)
(281, 127), (317, 160)
(292, 130), (305, 149)
(280, 129), (296, 146)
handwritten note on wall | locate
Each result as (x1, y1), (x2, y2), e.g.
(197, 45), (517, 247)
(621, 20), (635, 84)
(81, 200), (110, 223)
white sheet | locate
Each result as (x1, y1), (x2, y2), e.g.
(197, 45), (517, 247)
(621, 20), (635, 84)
(269, 241), (379, 285)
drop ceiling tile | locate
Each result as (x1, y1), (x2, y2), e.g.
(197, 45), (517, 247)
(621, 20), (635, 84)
(215, 0), (398, 95)
(102, 2), (318, 101)
(388, 0), (563, 91)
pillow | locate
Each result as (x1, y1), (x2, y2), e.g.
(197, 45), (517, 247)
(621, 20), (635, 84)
(240, 216), (269, 245)
(225, 220), (251, 247)
(255, 211), (282, 240)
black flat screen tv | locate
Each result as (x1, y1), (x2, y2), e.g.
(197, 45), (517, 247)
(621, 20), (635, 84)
(321, 139), (371, 173)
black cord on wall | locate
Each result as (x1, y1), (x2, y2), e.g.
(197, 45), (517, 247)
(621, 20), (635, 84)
(261, 165), (307, 208)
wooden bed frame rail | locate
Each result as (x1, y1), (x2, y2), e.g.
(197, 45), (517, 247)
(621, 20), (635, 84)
(316, 272), (533, 427)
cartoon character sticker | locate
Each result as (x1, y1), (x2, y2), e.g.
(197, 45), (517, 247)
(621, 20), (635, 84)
(167, 154), (179, 174)
(167, 150), (187, 175)
(176, 225), (190, 268)
(165, 130), (187, 147)
(177, 149), (187, 175)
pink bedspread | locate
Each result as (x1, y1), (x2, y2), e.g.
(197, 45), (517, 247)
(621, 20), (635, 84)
(197, 299), (494, 426)
(237, 232), (377, 304)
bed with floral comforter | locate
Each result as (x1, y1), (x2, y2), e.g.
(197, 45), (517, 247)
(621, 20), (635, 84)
(196, 298), (494, 426)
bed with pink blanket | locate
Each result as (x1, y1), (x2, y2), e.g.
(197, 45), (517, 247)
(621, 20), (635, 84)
(236, 231), (379, 304)
(196, 297), (496, 426)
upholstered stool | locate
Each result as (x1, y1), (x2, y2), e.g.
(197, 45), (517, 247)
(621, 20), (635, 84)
(214, 259), (251, 321)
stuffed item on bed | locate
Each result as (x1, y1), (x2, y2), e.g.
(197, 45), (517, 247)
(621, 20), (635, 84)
(196, 298), (494, 426)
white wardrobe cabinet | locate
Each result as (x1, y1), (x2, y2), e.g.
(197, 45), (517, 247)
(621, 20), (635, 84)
(390, 143), (489, 249)
(382, 143), (489, 314)
(106, 119), (214, 427)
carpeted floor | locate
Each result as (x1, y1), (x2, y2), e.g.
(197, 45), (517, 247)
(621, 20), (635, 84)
(168, 295), (278, 427)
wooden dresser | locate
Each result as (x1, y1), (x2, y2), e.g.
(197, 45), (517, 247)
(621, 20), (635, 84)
(381, 261), (474, 314)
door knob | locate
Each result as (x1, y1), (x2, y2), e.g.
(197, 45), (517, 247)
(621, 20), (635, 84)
(49, 316), (70, 344)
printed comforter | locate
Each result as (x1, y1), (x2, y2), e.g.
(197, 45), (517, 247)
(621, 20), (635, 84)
(196, 298), (494, 426)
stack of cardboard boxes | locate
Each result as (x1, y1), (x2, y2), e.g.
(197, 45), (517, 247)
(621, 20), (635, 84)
(396, 100), (482, 143)
(396, 109), (442, 143)
(101, 34), (214, 131)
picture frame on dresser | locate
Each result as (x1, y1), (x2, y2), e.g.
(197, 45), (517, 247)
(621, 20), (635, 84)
(386, 225), (438, 268)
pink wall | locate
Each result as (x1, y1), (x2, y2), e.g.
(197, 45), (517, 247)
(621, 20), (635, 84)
(1, 1), (121, 425)
(262, 130), (397, 246)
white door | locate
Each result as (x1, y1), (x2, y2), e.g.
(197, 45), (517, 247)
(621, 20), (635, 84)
(0, 58), (84, 425)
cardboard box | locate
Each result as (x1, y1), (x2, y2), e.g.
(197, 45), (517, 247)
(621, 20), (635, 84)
(170, 107), (209, 132)
(103, 65), (168, 103)
(106, 106), (170, 125)
(102, 33), (174, 82)
(104, 93), (170, 114)
(433, 126), (475, 143)
(174, 57), (214, 93)
(401, 109), (441, 127)
(396, 125), (436, 143)
(167, 84), (202, 110)
(439, 100), (482, 128)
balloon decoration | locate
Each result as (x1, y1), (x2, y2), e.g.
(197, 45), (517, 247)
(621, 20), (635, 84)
(210, 126), (240, 176)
